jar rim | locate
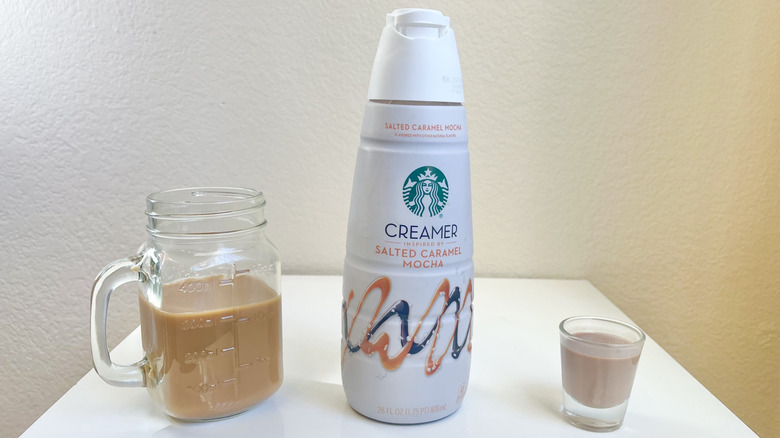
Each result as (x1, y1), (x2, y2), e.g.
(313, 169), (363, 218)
(145, 187), (267, 236)
(146, 187), (265, 217)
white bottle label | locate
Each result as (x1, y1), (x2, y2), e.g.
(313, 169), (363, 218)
(342, 102), (473, 423)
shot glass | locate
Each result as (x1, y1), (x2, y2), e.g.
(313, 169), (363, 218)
(559, 316), (645, 432)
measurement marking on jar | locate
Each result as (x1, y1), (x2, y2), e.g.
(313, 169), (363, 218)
(240, 311), (273, 322)
(184, 349), (218, 364)
(178, 280), (212, 294)
(184, 345), (252, 364)
(188, 383), (218, 394)
(253, 264), (275, 273)
(237, 356), (271, 369)
(181, 318), (216, 330)
(218, 269), (251, 286)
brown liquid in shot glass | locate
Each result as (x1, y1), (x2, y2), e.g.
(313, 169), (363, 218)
(139, 275), (282, 420)
(561, 332), (640, 409)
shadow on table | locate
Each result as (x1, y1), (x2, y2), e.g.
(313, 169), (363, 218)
(152, 380), (348, 437)
(151, 399), (285, 437)
(520, 381), (564, 418)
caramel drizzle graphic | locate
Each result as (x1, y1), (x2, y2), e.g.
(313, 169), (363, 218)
(342, 277), (473, 375)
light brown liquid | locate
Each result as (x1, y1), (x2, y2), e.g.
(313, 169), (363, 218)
(561, 332), (640, 409)
(139, 274), (282, 420)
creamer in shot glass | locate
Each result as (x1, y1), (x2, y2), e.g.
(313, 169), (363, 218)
(559, 316), (645, 432)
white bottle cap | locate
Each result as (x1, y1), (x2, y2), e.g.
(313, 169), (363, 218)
(367, 9), (464, 103)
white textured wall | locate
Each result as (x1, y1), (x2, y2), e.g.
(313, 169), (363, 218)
(1, 1), (778, 437)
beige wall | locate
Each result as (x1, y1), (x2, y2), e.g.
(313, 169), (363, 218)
(1, 1), (777, 436)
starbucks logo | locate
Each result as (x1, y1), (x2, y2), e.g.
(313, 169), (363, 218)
(402, 166), (449, 217)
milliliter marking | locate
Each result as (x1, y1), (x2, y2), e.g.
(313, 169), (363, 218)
(218, 268), (251, 286)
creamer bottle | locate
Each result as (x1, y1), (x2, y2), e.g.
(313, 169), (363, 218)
(341, 8), (473, 424)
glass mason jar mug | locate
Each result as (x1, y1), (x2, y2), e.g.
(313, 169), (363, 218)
(90, 187), (282, 421)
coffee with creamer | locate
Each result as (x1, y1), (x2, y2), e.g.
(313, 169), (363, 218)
(140, 275), (282, 420)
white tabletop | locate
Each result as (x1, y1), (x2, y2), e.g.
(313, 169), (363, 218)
(23, 276), (756, 437)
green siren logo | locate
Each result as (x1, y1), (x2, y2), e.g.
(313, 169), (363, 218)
(403, 166), (449, 217)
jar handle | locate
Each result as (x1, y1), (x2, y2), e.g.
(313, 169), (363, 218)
(89, 254), (147, 387)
